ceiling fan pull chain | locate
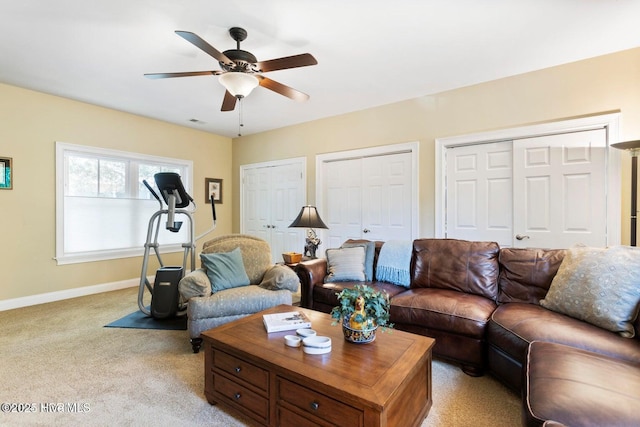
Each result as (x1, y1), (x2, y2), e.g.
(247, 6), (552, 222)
(237, 96), (244, 136)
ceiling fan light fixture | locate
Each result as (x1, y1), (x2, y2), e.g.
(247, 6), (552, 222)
(219, 72), (259, 98)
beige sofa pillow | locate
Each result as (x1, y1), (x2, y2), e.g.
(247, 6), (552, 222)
(540, 246), (640, 337)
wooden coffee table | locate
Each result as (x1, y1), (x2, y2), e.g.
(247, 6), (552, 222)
(201, 305), (434, 427)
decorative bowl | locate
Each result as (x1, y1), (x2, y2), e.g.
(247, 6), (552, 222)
(284, 335), (301, 347)
(342, 317), (378, 344)
(296, 328), (316, 338)
(302, 336), (332, 354)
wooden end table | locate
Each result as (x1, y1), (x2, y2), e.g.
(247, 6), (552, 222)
(201, 305), (434, 427)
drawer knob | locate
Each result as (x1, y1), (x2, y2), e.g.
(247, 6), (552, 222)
(235, 366), (242, 373)
(234, 392), (241, 400)
(310, 401), (319, 411)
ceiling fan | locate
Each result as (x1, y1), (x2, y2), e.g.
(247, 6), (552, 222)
(145, 27), (318, 112)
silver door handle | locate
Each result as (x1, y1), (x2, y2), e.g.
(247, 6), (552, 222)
(515, 234), (530, 240)
(363, 228), (370, 234)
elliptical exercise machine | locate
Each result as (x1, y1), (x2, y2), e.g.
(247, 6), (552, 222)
(138, 172), (216, 319)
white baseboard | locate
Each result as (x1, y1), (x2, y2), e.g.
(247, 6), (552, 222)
(0, 277), (151, 312)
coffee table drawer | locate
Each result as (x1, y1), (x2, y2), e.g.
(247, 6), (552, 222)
(214, 374), (269, 422)
(213, 349), (268, 392)
(277, 377), (363, 426)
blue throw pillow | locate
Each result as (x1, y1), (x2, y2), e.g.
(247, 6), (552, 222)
(200, 247), (250, 293)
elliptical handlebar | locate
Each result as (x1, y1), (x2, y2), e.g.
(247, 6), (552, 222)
(143, 179), (162, 209)
(210, 194), (216, 221)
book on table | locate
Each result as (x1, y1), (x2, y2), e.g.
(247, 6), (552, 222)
(263, 311), (312, 333)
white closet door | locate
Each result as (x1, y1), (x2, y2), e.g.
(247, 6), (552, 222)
(242, 167), (271, 242)
(324, 159), (363, 248)
(513, 129), (607, 248)
(362, 152), (413, 241)
(322, 152), (413, 247)
(241, 159), (305, 262)
(270, 162), (306, 259)
(444, 129), (608, 249)
(445, 141), (513, 247)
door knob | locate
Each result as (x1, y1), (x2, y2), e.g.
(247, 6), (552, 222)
(363, 228), (370, 234)
(515, 234), (530, 240)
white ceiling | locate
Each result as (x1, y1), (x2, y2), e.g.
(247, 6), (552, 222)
(1, 1), (639, 138)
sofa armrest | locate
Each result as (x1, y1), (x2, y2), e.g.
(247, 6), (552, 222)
(294, 258), (327, 309)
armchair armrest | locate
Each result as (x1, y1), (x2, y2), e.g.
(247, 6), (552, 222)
(178, 268), (212, 300)
(294, 258), (327, 309)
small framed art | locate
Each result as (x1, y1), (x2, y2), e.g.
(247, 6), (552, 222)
(205, 178), (222, 204)
(0, 157), (12, 190)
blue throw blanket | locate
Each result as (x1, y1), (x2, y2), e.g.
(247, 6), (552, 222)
(375, 240), (412, 287)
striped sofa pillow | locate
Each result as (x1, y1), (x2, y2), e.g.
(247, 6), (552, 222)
(324, 246), (366, 282)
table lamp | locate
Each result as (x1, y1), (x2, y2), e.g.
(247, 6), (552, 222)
(289, 205), (328, 258)
(611, 140), (640, 246)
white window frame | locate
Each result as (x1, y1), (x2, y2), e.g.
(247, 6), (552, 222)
(55, 142), (193, 265)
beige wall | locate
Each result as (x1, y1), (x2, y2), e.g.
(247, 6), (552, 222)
(232, 48), (640, 244)
(0, 83), (232, 302)
(3, 47), (639, 305)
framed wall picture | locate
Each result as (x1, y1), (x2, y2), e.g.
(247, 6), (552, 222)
(205, 178), (222, 204)
(0, 157), (12, 190)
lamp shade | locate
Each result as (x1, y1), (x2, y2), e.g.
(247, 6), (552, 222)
(611, 140), (640, 152)
(219, 72), (259, 98)
(289, 206), (328, 229)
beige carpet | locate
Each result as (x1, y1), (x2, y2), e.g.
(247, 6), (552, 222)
(0, 287), (521, 426)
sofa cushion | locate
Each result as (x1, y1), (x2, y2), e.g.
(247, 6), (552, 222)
(200, 248), (250, 293)
(412, 238), (500, 299)
(497, 247), (565, 304)
(258, 264), (299, 292)
(391, 288), (497, 339)
(524, 341), (640, 427)
(324, 246), (366, 282)
(187, 285), (292, 321)
(488, 303), (640, 366)
(341, 240), (376, 281)
(540, 245), (640, 337)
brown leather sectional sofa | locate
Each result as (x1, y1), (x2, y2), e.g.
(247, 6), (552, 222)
(295, 238), (640, 427)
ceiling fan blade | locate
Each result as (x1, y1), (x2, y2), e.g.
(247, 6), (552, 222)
(144, 71), (221, 79)
(255, 53), (317, 73)
(257, 76), (309, 102)
(175, 30), (234, 66)
(221, 90), (237, 111)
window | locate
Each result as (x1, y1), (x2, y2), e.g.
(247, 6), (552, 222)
(55, 142), (193, 265)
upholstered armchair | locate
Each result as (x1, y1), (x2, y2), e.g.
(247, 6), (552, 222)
(178, 234), (298, 352)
